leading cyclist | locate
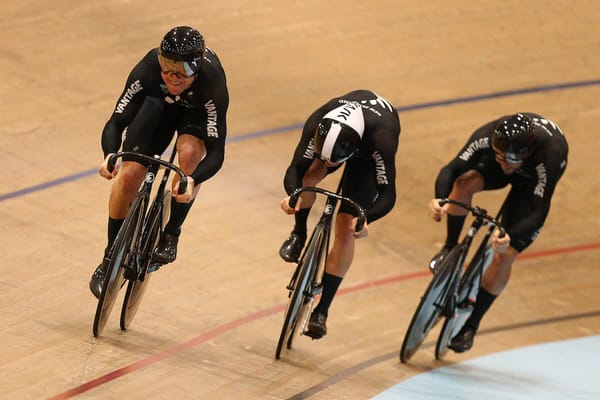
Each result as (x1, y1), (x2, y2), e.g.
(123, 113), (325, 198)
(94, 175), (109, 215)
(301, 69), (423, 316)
(89, 26), (229, 298)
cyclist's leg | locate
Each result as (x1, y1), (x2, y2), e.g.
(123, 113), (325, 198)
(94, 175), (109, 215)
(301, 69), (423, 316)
(92, 97), (171, 295)
(305, 213), (352, 338)
(108, 96), (172, 247)
(89, 161), (147, 298)
(154, 107), (213, 263)
(451, 185), (534, 352)
(307, 159), (375, 337)
(152, 133), (204, 264)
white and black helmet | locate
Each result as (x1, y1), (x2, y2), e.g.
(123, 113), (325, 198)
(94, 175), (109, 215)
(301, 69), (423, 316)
(314, 102), (365, 163)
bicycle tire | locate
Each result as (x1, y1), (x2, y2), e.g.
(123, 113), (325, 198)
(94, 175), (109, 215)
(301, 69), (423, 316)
(120, 191), (168, 330)
(93, 195), (145, 337)
(275, 225), (325, 359)
(399, 246), (463, 363)
(435, 243), (492, 359)
(286, 293), (314, 350)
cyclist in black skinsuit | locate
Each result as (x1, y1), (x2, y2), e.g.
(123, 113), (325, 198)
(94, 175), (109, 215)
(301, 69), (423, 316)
(279, 90), (401, 339)
(89, 26), (229, 299)
(428, 112), (568, 352)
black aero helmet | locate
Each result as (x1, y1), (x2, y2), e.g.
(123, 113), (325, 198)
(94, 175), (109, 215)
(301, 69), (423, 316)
(158, 26), (205, 77)
(314, 102), (365, 163)
(492, 113), (535, 163)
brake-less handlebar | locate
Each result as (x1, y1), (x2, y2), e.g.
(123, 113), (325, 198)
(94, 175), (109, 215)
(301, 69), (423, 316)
(107, 152), (188, 195)
(439, 198), (505, 237)
(288, 187), (367, 233)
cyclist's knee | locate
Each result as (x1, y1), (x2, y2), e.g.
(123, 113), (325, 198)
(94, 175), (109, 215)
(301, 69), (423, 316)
(497, 246), (519, 264)
(177, 135), (206, 172)
(117, 163), (146, 192)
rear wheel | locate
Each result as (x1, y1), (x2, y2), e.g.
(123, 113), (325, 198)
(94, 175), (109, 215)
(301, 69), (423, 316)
(275, 225), (325, 359)
(400, 246), (462, 363)
(120, 192), (168, 330)
(435, 243), (492, 359)
(93, 196), (145, 337)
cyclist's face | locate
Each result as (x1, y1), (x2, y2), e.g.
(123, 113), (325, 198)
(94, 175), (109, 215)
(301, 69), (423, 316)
(161, 71), (195, 95)
(494, 151), (523, 174)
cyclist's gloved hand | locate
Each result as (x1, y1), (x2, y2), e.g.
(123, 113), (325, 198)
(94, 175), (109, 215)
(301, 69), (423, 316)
(99, 153), (120, 180)
(429, 198), (448, 222)
(491, 228), (510, 253)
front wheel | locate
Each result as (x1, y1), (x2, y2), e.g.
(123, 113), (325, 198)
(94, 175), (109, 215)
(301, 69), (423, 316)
(400, 246), (463, 363)
(93, 196), (145, 337)
(275, 225), (325, 359)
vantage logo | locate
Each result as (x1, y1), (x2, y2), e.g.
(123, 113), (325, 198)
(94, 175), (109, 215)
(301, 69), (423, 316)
(115, 80), (143, 114)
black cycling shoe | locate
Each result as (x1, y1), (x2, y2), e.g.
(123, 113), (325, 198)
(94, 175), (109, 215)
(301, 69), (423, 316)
(429, 246), (451, 274)
(304, 311), (327, 339)
(152, 233), (179, 264)
(279, 232), (306, 263)
(449, 327), (476, 353)
(89, 263), (108, 299)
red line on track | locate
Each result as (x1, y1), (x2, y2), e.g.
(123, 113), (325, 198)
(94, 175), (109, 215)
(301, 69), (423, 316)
(47, 241), (599, 399)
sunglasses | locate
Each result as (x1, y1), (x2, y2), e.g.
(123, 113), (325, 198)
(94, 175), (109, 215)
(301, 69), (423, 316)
(161, 70), (194, 79)
(494, 150), (525, 164)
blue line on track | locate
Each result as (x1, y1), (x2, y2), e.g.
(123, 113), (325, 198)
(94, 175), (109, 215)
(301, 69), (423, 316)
(3, 78), (599, 202)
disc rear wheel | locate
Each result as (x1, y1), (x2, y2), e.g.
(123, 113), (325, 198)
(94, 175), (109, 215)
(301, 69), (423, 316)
(435, 244), (491, 359)
(120, 192), (168, 330)
(275, 226), (324, 359)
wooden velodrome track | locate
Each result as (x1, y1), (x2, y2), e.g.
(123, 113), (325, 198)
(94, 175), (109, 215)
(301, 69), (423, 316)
(1, 1), (599, 399)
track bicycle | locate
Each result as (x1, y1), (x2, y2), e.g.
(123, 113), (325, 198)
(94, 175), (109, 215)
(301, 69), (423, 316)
(399, 198), (504, 363)
(92, 147), (187, 337)
(275, 185), (366, 360)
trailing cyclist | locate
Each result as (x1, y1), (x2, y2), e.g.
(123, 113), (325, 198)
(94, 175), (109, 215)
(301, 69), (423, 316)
(279, 90), (401, 339)
(428, 113), (568, 352)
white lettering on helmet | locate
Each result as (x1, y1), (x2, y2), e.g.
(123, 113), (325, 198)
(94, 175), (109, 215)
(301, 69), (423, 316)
(323, 102), (365, 137)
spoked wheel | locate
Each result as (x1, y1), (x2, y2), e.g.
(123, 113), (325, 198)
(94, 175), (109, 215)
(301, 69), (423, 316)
(435, 244), (492, 359)
(93, 196), (145, 337)
(275, 226), (324, 359)
(120, 191), (168, 330)
(399, 246), (462, 363)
